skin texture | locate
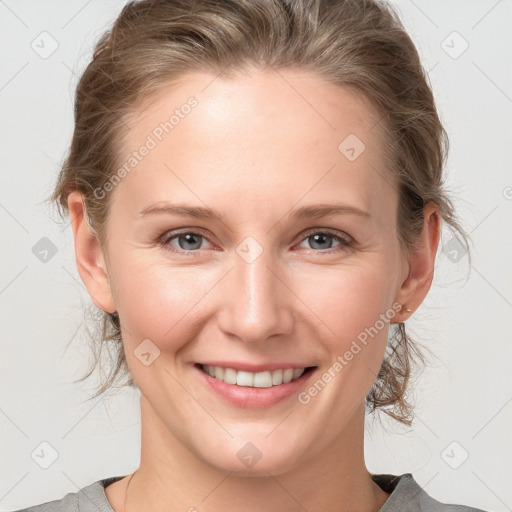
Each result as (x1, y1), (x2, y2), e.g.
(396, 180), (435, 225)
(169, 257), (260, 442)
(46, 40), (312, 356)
(67, 67), (440, 511)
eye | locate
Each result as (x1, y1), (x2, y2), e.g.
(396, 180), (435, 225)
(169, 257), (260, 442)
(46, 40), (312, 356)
(158, 230), (212, 255)
(297, 229), (353, 253)
(157, 228), (353, 256)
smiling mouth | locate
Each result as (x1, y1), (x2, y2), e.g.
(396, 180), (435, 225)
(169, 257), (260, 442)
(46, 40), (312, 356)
(195, 363), (317, 388)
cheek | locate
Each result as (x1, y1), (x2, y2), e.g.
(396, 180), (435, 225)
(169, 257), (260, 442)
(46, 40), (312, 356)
(293, 260), (396, 391)
(111, 257), (219, 349)
(296, 260), (395, 337)
(110, 243), (398, 372)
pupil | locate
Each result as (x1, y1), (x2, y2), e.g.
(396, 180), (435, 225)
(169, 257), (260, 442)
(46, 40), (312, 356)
(180, 233), (201, 250)
(310, 233), (332, 250)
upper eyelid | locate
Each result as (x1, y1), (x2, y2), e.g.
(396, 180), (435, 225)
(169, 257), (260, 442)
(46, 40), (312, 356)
(300, 227), (352, 242)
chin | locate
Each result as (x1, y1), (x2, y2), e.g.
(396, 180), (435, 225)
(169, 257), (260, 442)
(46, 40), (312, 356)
(195, 436), (306, 477)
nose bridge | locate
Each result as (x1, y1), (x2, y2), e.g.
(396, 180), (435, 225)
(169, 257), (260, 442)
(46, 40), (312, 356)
(217, 236), (293, 343)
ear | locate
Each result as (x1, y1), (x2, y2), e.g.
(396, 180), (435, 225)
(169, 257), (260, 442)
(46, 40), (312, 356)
(392, 203), (441, 323)
(67, 190), (116, 314)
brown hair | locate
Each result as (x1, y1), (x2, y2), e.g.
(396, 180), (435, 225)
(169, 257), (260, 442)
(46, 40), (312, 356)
(50, 0), (471, 425)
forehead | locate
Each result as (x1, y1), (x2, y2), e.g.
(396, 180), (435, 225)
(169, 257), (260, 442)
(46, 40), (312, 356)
(112, 67), (396, 221)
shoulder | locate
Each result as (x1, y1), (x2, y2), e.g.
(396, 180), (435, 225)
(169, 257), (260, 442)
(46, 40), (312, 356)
(9, 476), (124, 512)
(373, 473), (489, 512)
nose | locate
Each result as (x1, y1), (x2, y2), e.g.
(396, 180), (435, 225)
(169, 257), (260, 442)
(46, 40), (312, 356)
(216, 241), (295, 344)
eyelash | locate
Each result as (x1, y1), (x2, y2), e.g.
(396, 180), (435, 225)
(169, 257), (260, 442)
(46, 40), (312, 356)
(156, 228), (353, 257)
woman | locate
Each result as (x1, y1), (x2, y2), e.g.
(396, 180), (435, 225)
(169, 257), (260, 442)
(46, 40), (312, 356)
(14, 0), (487, 510)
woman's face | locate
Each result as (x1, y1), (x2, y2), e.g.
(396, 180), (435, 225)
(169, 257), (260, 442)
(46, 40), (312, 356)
(81, 68), (417, 475)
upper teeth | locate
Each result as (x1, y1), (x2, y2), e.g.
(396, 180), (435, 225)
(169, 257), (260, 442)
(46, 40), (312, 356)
(202, 365), (306, 388)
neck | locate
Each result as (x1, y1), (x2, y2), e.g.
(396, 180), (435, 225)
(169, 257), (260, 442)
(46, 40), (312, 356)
(116, 397), (389, 512)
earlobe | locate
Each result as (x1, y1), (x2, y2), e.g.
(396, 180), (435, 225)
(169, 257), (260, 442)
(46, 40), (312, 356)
(67, 190), (117, 314)
(393, 204), (441, 322)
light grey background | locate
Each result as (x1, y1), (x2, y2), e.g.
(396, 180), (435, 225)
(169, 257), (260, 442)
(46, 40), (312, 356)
(1, 0), (511, 510)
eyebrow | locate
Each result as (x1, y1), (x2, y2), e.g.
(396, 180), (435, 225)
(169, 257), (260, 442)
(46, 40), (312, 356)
(139, 202), (371, 221)
(139, 203), (223, 221)
(292, 203), (371, 220)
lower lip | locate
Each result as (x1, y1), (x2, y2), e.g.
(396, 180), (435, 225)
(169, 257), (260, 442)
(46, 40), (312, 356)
(193, 364), (317, 409)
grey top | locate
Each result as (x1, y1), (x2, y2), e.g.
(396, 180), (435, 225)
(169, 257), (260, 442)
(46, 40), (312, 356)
(12, 473), (488, 512)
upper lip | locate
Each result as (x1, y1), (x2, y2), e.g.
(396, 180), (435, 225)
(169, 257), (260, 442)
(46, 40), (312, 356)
(196, 361), (316, 372)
